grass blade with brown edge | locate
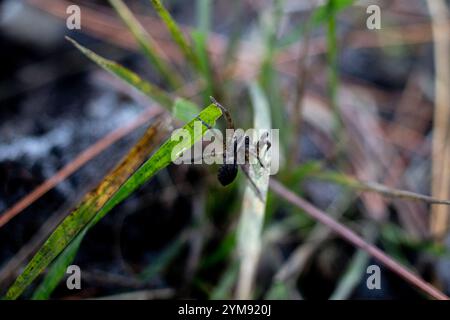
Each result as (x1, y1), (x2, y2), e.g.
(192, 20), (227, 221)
(5, 104), (222, 300)
(4, 117), (168, 300)
(30, 117), (169, 299)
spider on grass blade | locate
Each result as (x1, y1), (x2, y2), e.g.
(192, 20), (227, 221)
(194, 97), (272, 201)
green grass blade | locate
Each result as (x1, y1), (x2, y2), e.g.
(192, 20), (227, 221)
(265, 281), (291, 299)
(148, 0), (201, 72)
(309, 0), (355, 140)
(235, 83), (272, 299)
(258, 0), (286, 150)
(138, 235), (185, 281)
(194, 0), (213, 101)
(325, 0), (344, 137)
(330, 226), (377, 300)
(108, 0), (182, 89)
(211, 260), (239, 299)
(6, 119), (168, 300)
(4, 104), (222, 300)
(192, 31), (213, 101)
(66, 37), (173, 109)
(91, 104), (220, 226)
(330, 249), (369, 300)
(32, 228), (87, 300)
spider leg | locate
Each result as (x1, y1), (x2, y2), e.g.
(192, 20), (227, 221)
(204, 98), (266, 201)
(255, 132), (271, 168)
(244, 135), (250, 164)
(239, 163), (264, 202)
(210, 96), (235, 131)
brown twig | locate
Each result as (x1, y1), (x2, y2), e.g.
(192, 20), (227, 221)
(269, 179), (449, 300)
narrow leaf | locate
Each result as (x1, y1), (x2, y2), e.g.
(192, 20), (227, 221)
(108, 0), (182, 89)
(148, 0), (201, 72)
(235, 83), (271, 299)
(7, 118), (168, 300)
(312, 0), (355, 25)
(5, 104), (222, 300)
(66, 37), (173, 109)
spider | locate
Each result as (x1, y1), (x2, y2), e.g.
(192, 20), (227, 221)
(194, 97), (272, 201)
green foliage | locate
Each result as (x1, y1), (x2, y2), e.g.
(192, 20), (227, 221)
(67, 37), (174, 109)
(108, 0), (181, 89)
(149, 0), (201, 72)
(5, 104), (222, 300)
(312, 0), (355, 25)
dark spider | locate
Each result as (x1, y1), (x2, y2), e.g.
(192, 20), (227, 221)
(195, 97), (272, 201)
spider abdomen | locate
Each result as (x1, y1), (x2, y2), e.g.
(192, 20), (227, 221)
(217, 163), (238, 186)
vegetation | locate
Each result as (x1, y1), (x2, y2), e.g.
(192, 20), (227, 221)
(1, 0), (449, 300)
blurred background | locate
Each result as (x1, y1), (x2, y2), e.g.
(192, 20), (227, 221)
(0, 0), (450, 299)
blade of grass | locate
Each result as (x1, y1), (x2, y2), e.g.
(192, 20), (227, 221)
(8, 118), (169, 300)
(312, 0), (355, 25)
(193, 0), (214, 101)
(5, 104), (223, 300)
(148, 0), (201, 72)
(108, 0), (182, 89)
(31, 118), (174, 299)
(325, 0), (345, 141)
(235, 83), (271, 299)
(330, 249), (370, 299)
(329, 225), (377, 300)
(211, 260), (240, 300)
(309, 0), (354, 158)
(259, 0), (284, 140)
(192, 31), (214, 103)
(66, 37), (173, 109)
(138, 234), (186, 282)
(31, 226), (87, 299)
